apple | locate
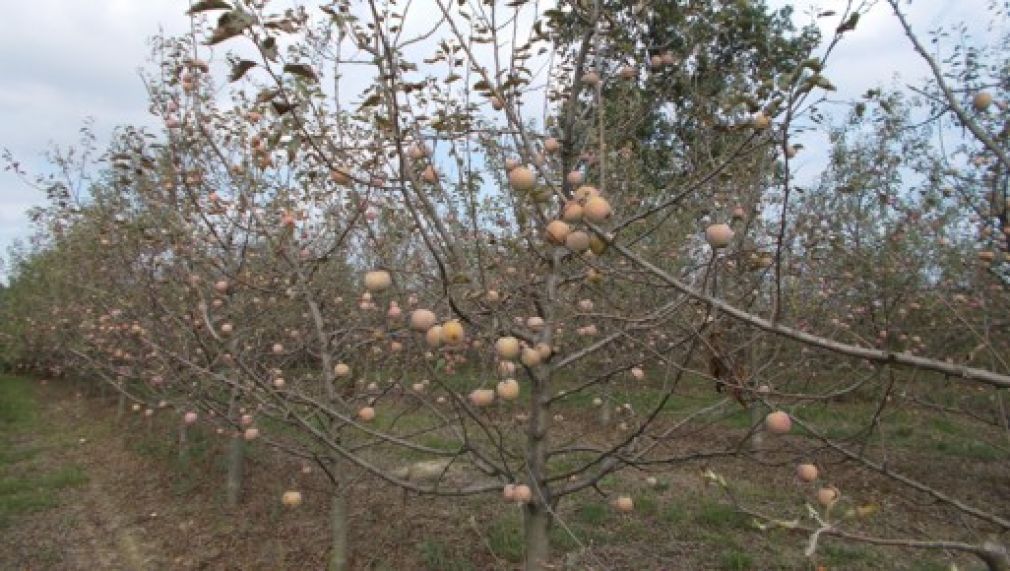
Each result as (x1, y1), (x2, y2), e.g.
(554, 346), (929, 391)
(469, 389), (495, 407)
(497, 379), (520, 400)
(364, 270), (392, 292)
(584, 197), (612, 222)
(410, 309), (438, 332)
(612, 495), (634, 513)
(705, 223), (734, 248)
(817, 486), (839, 507)
(513, 484), (533, 504)
(765, 411), (792, 435)
(565, 231), (590, 252)
(440, 320), (465, 344)
(545, 220), (571, 244)
(796, 463), (818, 483)
(281, 490), (303, 507)
(425, 325), (443, 348)
(509, 166), (536, 192)
(973, 91), (993, 112)
(562, 201), (584, 223)
(496, 337), (521, 360)
(521, 347), (542, 367)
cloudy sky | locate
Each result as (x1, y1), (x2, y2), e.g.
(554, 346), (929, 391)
(0, 0), (996, 280)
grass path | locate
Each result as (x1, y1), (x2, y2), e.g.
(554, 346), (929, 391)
(0, 376), (155, 570)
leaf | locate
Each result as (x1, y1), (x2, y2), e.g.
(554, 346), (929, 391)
(836, 13), (859, 33)
(813, 75), (836, 91)
(207, 10), (255, 45)
(359, 93), (382, 109)
(256, 88), (280, 103)
(271, 101), (295, 115)
(283, 63), (318, 82)
(187, 0), (231, 14)
(260, 37), (278, 61)
(229, 60), (257, 82)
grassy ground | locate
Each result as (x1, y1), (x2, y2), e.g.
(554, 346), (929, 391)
(0, 377), (88, 529)
(0, 372), (1006, 569)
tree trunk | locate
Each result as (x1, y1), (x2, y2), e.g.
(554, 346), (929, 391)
(523, 503), (551, 571)
(328, 492), (349, 571)
(598, 390), (611, 427)
(224, 384), (244, 508)
(225, 435), (244, 507)
(178, 424), (190, 465)
(116, 392), (125, 422)
(749, 401), (765, 457)
(524, 365), (552, 570)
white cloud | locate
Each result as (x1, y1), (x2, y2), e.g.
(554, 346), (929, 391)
(0, 0), (189, 275)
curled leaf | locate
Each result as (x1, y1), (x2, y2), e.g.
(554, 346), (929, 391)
(229, 60), (257, 82)
(283, 63), (318, 82)
(187, 0), (232, 14)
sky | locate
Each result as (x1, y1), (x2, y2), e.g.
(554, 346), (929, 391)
(0, 0), (998, 281)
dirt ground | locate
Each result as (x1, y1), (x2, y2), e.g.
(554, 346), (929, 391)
(1, 376), (1005, 570)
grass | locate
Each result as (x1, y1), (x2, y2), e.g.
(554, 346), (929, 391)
(820, 542), (880, 567)
(0, 376), (89, 527)
(0, 376), (37, 428)
(418, 538), (475, 571)
(661, 501), (687, 524)
(719, 548), (755, 570)
(575, 501), (609, 526)
(694, 501), (752, 531)
(487, 511), (524, 562)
